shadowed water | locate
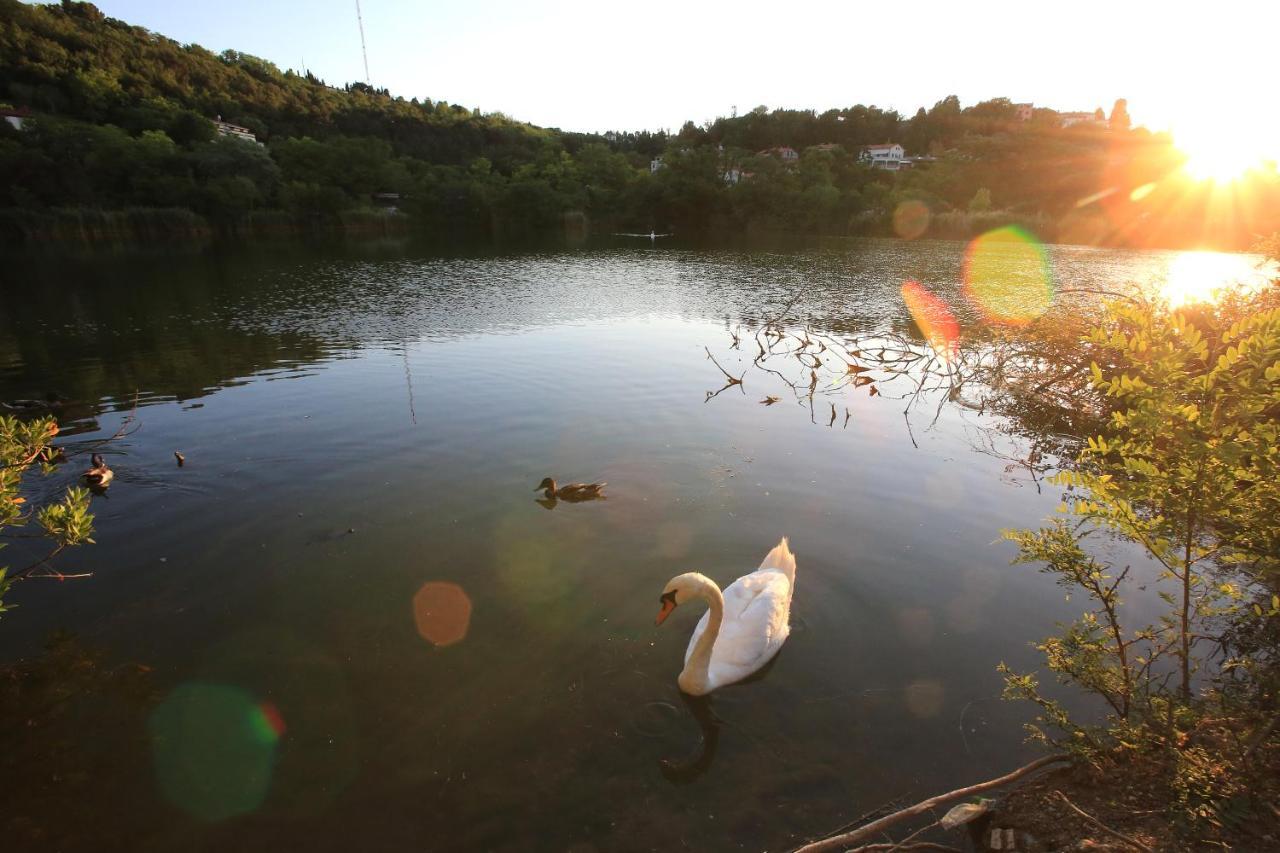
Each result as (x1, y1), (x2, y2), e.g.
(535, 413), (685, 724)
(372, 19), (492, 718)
(0, 238), (1267, 851)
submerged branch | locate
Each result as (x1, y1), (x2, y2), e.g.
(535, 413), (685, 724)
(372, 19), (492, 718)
(794, 754), (1071, 853)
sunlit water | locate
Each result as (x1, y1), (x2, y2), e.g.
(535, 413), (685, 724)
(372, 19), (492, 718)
(0, 239), (1267, 851)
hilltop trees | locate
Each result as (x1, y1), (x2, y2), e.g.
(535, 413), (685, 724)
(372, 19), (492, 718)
(1110, 98), (1131, 131)
(2, 1), (1277, 246)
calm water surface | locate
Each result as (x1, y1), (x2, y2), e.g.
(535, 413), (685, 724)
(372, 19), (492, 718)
(0, 239), (1267, 851)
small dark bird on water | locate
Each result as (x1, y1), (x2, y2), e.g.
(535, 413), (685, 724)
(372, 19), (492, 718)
(83, 453), (113, 487)
(174, 451), (185, 466)
(535, 477), (606, 501)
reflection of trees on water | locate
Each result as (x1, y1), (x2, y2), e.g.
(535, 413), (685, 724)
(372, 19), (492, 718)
(705, 301), (1107, 490)
(0, 253), (338, 426)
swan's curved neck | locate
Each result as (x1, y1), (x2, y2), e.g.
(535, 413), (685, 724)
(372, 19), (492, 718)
(679, 578), (724, 695)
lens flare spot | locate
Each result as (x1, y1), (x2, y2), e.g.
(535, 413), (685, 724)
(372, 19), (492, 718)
(252, 701), (286, 744)
(412, 581), (473, 647)
(1129, 182), (1157, 202)
(901, 280), (960, 360)
(1074, 187), (1116, 209)
(962, 226), (1054, 325)
(904, 679), (946, 718)
(892, 200), (931, 240)
(148, 682), (278, 822)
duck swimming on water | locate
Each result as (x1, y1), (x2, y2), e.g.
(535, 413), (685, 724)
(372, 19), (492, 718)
(535, 477), (606, 501)
(83, 453), (113, 487)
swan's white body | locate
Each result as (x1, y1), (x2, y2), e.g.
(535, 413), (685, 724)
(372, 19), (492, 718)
(658, 538), (796, 696)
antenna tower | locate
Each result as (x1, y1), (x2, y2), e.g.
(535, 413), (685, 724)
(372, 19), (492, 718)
(355, 0), (371, 84)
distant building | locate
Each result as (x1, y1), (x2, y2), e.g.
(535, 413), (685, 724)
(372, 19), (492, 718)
(810, 143), (843, 153)
(860, 143), (906, 170)
(757, 146), (799, 163)
(722, 167), (743, 185)
(1, 106), (30, 131)
(650, 157), (664, 173)
(1059, 110), (1107, 129)
(1014, 103), (1034, 122)
(212, 116), (262, 145)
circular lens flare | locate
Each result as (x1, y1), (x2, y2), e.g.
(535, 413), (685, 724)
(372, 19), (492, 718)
(149, 683), (279, 822)
(412, 581), (473, 647)
(962, 226), (1053, 325)
(892, 200), (931, 240)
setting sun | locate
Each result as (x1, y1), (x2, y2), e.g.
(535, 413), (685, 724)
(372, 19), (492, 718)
(1175, 123), (1277, 183)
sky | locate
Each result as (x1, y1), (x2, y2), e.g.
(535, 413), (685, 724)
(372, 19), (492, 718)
(56, 0), (1279, 143)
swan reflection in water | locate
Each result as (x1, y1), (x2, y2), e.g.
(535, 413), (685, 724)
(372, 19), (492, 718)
(656, 647), (786, 784)
(659, 692), (721, 783)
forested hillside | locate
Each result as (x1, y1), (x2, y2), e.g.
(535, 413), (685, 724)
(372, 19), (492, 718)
(2, 0), (1277, 247)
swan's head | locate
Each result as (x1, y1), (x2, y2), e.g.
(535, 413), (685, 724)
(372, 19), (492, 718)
(655, 572), (710, 626)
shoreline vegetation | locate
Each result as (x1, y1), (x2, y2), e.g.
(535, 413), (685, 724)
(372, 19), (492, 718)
(0, 206), (412, 247)
(3, 2), (1278, 251)
(0, 205), (1059, 250)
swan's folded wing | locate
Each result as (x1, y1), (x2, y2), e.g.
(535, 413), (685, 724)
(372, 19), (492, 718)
(684, 571), (774, 665)
(705, 571), (792, 685)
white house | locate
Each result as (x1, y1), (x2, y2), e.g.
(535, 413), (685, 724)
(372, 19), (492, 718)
(1014, 103), (1034, 122)
(722, 167), (743, 185)
(860, 143), (906, 170)
(650, 157), (665, 173)
(1059, 110), (1106, 129)
(212, 117), (262, 145)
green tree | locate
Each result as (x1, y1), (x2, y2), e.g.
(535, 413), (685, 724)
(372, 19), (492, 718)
(0, 416), (96, 616)
(1000, 291), (1280, 828)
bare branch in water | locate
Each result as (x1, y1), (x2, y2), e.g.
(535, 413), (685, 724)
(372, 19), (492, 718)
(704, 347), (744, 387)
(703, 301), (1101, 490)
(703, 346), (745, 402)
(794, 754), (1071, 853)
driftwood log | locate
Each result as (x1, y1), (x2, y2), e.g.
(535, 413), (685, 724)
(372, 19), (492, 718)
(794, 753), (1071, 853)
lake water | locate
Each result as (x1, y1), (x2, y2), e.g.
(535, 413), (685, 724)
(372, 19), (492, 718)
(0, 238), (1269, 851)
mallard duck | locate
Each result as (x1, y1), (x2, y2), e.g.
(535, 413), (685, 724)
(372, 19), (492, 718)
(535, 477), (606, 501)
(83, 453), (113, 487)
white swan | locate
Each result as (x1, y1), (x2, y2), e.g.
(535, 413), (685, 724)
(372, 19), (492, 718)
(654, 537), (796, 696)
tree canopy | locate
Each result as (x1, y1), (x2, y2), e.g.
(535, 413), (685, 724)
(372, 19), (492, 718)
(2, 1), (1277, 247)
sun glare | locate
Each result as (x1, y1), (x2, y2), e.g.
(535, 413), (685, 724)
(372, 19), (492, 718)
(1161, 250), (1270, 308)
(1175, 124), (1276, 183)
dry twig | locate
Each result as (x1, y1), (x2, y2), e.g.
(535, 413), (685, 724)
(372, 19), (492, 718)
(793, 754), (1071, 853)
(1050, 790), (1154, 852)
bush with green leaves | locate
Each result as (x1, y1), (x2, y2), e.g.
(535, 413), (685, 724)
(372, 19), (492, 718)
(999, 286), (1280, 829)
(0, 415), (95, 616)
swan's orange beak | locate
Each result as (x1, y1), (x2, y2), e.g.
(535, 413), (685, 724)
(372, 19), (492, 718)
(655, 599), (676, 626)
